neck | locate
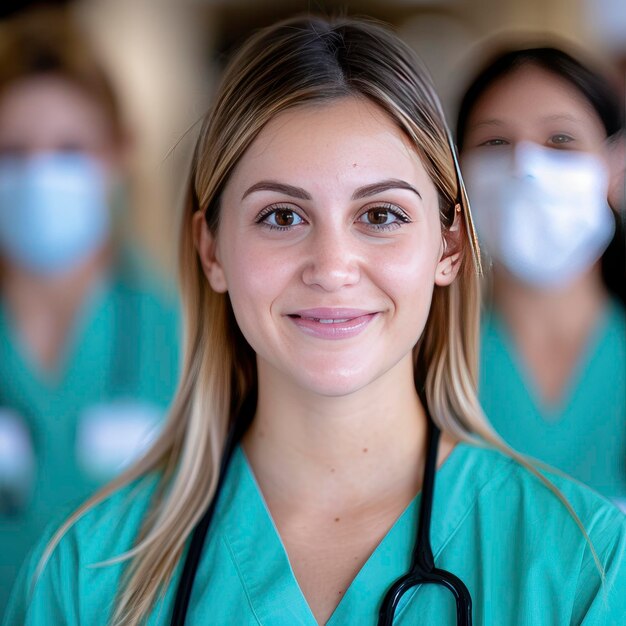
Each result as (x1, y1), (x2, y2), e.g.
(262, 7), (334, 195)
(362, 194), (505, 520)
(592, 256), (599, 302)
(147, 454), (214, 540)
(492, 263), (609, 341)
(243, 353), (449, 514)
(2, 245), (111, 371)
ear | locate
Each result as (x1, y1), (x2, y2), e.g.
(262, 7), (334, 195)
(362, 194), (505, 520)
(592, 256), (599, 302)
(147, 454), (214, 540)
(192, 210), (228, 293)
(607, 132), (625, 211)
(435, 204), (463, 287)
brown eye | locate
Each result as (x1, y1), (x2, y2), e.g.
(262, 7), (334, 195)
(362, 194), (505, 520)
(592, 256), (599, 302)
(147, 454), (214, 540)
(367, 208), (390, 224)
(357, 204), (408, 230)
(259, 207), (303, 228)
(274, 209), (295, 226)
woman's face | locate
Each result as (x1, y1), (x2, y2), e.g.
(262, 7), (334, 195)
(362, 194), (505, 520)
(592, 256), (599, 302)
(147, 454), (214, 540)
(462, 64), (607, 157)
(459, 64), (616, 288)
(197, 97), (459, 398)
(0, 74), (118, 165)
(0, 75), (121, 275)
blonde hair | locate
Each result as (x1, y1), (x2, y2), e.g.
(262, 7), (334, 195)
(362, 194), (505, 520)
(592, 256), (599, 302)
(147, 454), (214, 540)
(40, 15), (599, 625)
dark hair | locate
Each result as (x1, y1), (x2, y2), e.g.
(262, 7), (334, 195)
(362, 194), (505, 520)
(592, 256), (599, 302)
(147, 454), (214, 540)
(456, 46), (623, 151)
(456, 46), (625, 306)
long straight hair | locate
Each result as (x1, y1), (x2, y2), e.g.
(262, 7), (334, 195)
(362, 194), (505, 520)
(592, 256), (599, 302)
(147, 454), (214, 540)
(40, 17), (600, 625)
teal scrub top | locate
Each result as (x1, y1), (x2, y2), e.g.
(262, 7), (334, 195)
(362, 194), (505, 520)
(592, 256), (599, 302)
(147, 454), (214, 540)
(5, 443), (626, 625)
(479, 300), (626, 509)
(0, 256), (180, 616)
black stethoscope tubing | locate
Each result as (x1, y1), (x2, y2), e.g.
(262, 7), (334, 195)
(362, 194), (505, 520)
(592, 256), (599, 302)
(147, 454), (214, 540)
(171, 407), (472, 625)
(377, 415), (472, 625)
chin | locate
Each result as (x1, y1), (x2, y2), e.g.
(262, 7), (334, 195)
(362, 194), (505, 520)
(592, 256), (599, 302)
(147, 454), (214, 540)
(294, 366), (377, 398)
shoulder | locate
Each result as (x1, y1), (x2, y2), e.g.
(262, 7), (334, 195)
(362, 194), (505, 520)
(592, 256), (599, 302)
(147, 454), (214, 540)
(109, 254), (181, 391)
(460, 442), (625, 527)
(448, 442), (626, 571)
(112, 260), (180, 323)
(114, 249), (177, 296)
(3, 474), (161, 625)
(605, 299), (626, 342)
(455, 443), (626, 621)
(477, 313), (515, 377)
(69, 473), (161, 557)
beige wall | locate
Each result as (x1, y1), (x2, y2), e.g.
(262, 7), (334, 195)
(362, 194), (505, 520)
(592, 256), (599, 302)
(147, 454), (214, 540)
(75, 0), (215, 276)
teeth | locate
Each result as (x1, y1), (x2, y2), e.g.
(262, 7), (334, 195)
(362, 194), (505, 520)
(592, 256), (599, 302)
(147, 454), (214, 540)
(317, 318), (350, 324)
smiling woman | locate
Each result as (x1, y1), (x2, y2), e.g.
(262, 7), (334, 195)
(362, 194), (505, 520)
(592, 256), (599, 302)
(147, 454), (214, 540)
(199, 99), (450, 398)
(5, 16), (626, 626)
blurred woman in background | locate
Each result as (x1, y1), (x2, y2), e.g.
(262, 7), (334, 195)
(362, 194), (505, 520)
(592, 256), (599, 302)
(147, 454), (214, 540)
(0, 8), (179, 613)
(457, 46), (626, 510)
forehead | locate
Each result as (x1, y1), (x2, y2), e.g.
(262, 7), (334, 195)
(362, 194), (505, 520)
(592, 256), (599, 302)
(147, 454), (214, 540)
(0, 74), (113, 149)
(223, 97), (436, 198)
(467, 64), (604, 134)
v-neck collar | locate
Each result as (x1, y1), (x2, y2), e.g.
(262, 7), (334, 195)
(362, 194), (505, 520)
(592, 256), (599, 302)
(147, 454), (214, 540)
(485, 301), (616, 419)
(215, 442), (498, 625)
(0, 275), (111, 394)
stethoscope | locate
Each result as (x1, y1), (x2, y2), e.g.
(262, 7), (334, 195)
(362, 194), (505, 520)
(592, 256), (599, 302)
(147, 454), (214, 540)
(171, 400), (473, 625)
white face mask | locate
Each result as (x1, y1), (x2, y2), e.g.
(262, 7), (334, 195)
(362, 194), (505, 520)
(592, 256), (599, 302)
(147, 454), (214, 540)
(461, 142), (615, 288)
(0, 153), (111, 275)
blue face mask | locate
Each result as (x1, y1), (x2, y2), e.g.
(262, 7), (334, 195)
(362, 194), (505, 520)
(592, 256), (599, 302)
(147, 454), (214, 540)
(0, 153), (111, 274)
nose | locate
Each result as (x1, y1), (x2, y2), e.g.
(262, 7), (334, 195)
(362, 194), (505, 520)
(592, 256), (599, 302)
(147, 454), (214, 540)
(511, 141), (538, 180)
(301, 225), (361, 292)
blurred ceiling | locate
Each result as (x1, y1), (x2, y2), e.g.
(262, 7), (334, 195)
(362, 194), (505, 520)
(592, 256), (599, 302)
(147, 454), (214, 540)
(203, 0), (464, 60)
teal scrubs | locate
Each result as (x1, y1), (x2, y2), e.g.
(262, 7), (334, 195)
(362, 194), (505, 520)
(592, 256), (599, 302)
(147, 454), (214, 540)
(479, 300), (626, 509)
(0, 255), (180, 616)
(5, 443), (626, 624)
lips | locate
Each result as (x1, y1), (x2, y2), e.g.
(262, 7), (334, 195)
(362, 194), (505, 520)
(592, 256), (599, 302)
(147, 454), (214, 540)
(287, 308), (379, 339)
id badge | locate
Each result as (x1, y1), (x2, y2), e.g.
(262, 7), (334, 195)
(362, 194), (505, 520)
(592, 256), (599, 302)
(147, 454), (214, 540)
(0, 408), (35, 516)
(76, 400), (163, 481)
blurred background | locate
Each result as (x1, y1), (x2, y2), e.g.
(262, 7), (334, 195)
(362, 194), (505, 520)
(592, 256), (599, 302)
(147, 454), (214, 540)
(2, 0), (622, 274)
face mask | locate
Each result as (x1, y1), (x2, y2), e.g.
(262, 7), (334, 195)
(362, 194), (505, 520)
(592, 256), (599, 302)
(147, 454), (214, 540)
(462, 142), (615, 288)
(0, 153), (111, 274)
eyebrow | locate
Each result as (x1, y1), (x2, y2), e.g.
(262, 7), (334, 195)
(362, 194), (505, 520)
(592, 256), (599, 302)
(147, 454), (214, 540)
(471, 113), (582, 130)
(539, 113), (581, 124)
(241, 178), (421, 202)
(242, 181), (311, 201)
(351, 179), (421, 200)
(470, 119), (505, 130)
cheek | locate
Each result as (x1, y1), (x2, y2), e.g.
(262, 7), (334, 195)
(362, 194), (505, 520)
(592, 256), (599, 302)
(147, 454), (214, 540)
(378, 237), (441, 346)
(377, 262), (433, 304)
(221, 236), (295, 318)
(396, 263), (437, 320)
(375, 233), (441, 294)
